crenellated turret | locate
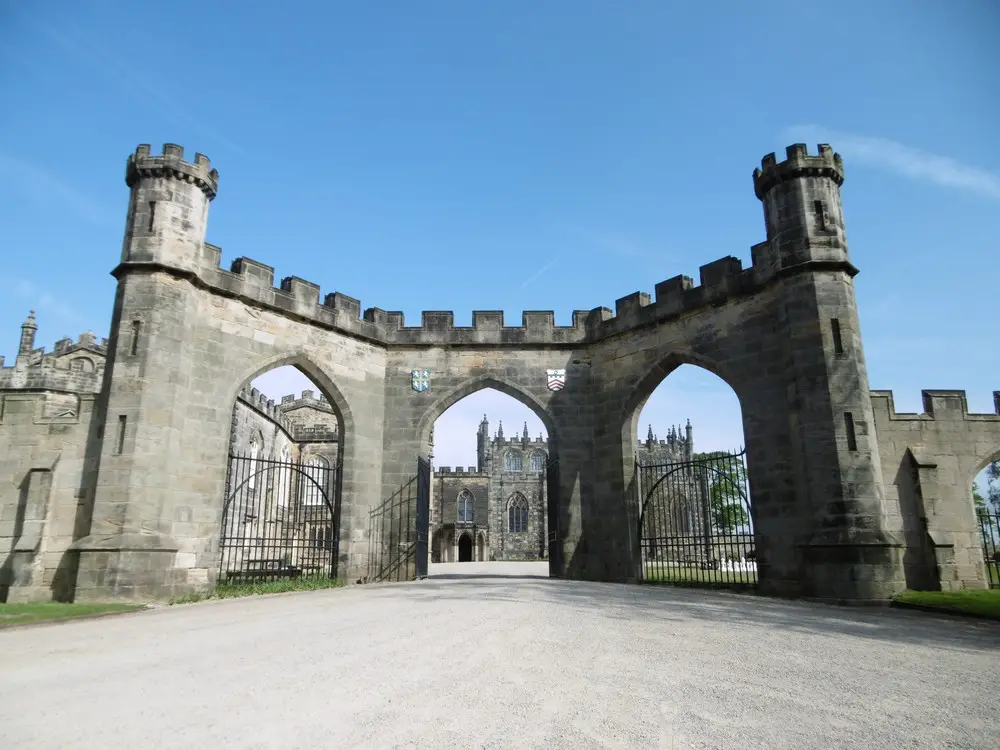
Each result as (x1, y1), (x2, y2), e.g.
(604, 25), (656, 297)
(18, 310), (37, 358)
(752, 143), (851, 277)
(120, 143), (219, 274)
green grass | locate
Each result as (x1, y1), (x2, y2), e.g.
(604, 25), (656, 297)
(892, 588), (1000, 619)
(640, 565), (758, 590)
(0, 602), (145, 628)
(170, 574), (343, 605)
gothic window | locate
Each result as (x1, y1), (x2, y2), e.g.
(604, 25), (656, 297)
(71, 357), (95, 373)
(503, 451), (522, 472)
(247, 433), (262, 494)
(299, 455), (329, 506)
(530, 452), (546, 472)
(458, 490), (474, 523)
(508, 494), (528, 533)
(275, 444), (292, 507)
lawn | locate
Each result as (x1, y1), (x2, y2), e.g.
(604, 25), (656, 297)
(171, 573), (343, 604)
(640, 565), (758, 590)
(892, 588), (1000, 620)
(0, 602), (145, 628)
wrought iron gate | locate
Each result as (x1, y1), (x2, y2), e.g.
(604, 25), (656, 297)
(219, 452), (339, 582)
(978, 511), (999, 588)
(636, 448), (756, 589)
(367, 457), (430, 583)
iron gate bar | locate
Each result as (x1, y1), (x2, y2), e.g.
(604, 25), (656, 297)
(219, 452), (339, 583)
(415, 457), (430, 579)
(978, 511), (999, 589)
(636, 447), (757, 590)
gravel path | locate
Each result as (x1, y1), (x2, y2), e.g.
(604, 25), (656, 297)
(1, 568), (998, 749)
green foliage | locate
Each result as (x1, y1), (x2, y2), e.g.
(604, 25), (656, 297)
(974, 459), (1000, 515)
(169, 573), (343, 605)
(973, 481), (987, 512)
(893, 589), (1000, 620)
(0, 602), (144, 628)
(694, 451), (750, 533)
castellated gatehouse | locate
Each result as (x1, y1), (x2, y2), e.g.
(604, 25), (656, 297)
(1, 142), (998, 605)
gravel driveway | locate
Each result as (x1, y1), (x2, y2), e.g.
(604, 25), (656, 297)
(1, 566), (998, 749)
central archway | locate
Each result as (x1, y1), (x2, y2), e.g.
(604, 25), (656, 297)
(458, 533), (473, 562)
(416, 376), (558, 578)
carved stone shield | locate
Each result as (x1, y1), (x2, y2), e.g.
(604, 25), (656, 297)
(546, 369), (566, 391)
(411, 369), (430, 392)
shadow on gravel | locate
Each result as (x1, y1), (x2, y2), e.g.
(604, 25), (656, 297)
(391, 578), (1000, 652)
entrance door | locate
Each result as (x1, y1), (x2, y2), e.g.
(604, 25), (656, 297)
(458, 532), (473, 562)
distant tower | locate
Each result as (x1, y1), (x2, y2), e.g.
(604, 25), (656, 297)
(477, 415), (490, 471)
(685, 419), (693, 459)
(18, 310), (37, 357)
(753, 143), (899, 599)
(522, 421), (529, 444)
(646, 424), (655, 450)
(121, 143), (219, 274)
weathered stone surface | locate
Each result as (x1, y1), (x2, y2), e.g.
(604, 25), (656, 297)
(1, 142), (996, 603)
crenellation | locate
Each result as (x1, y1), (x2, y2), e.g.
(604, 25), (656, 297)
(422, 311), (455, 331)
(280, 276), (321, 308)
(871, 389), (1000, 422)
(473, 310), (504, 329)
(698, 256), (743, 291)
(230, 257), (275, 289)
(325, 292), (362, 320)
(202, 242), (223, 268)
(614, 292), (652, 319)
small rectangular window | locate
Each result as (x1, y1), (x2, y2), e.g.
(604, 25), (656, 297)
(147, 201), (156, 231)
(813, 200), (826, 230)
(129, 321), (141, 355)
(115, 415), (127, 455)
(844, 412), (857, 452)
(831, 318), (844, 354)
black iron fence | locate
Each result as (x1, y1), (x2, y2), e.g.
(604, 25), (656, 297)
(978, 511), (999, 589)
(219, 452), (338, 583)
(636, 448), (757, 589)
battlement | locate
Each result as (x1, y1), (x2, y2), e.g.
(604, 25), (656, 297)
(1, 317), (108, 394)
(113, 142), (859, 348)
(236, 387), (339, 441)
(278, 389), (335, 415)
(126, 143), (219, 200)
(870, 389), (1000, 422)
(753, 143), (844, 200)
(434, 466), (488, 476)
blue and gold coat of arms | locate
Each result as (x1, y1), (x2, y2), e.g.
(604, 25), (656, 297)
(411, 369), (430, 392)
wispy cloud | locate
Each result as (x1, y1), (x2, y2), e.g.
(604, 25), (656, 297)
(5, 278), (88, 330)
(519, 257), (559, 289)
(19, 9), (245, 156)
(782, 125), (1000, 202)
(0, 152), (117, 228)
(560, 224), (648, 258)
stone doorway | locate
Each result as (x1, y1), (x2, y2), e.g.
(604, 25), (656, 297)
(458, 533), (473, 562)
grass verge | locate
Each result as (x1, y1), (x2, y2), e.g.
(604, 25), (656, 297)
(0, 602), (145, 628)
(892, 589), (1000, 620)
(170, 574), (343, 605)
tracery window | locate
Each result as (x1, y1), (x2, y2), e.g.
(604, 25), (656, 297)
(530, 452), (546, 472)
(458, 490), (474, 523)
(247, 433), (262, 494)
(299, 455), (329, 506)
(275, 444), (292, 507)
(508, 494), (528, 533)
(503, 451), (522, 472)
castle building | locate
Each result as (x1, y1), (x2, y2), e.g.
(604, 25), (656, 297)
(430, 415), (694, 563)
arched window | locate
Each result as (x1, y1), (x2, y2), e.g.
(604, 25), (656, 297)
(503, 451), (522, 472)
(508, 494), (528, 533)
(458, 490), (474, 523)
(247, 432), (262, 494)
(299, 455), (329, 505)
(71, 357), (95, 373)
(530, 452), (546, 472)
(275, 444), (292, 507)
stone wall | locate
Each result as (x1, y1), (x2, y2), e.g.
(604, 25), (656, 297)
(871, 390), (1000, 591)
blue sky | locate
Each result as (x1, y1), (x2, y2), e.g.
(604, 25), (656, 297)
(1, 1), (997, 477)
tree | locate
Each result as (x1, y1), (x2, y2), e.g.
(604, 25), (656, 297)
(694, 451), (750, 533)
(978, 459), (1000, 515)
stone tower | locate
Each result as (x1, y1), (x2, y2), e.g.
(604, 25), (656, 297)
(752, 143), (902, 600)
(476, 415), (490, 471)
(71, 145), (221, 598)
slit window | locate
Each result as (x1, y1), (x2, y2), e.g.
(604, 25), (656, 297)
(813, 200), (826, 230)
(129, 321), (141, 355)
(147, 202), (156, 231)
(115, 415), (127, 455)
(831, 318), (844, 354)
(844, 412), (857, 452)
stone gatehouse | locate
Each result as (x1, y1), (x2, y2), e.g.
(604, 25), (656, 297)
(1, 142), (998, 604)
